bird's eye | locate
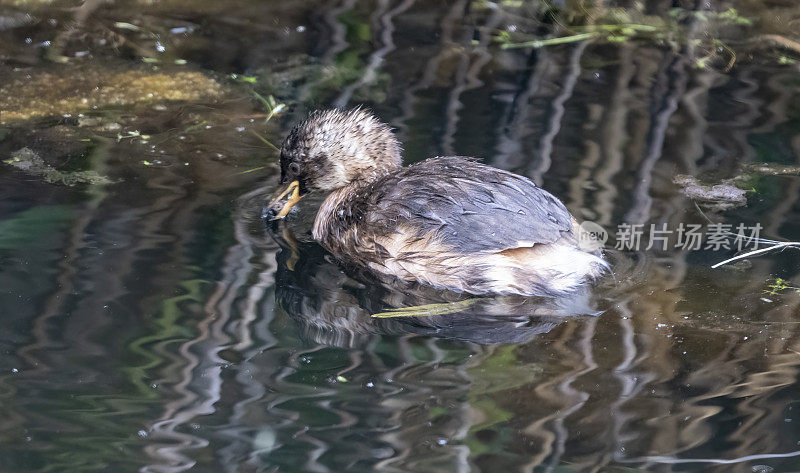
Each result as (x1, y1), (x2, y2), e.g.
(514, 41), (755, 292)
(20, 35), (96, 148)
(289, 162), (300, 174)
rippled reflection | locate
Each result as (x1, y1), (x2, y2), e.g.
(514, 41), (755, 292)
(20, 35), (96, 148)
(2, 0), (800, 472)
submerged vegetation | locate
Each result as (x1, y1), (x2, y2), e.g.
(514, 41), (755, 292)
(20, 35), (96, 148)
(765, 277), (800, 296)
(0, 66), (226, 123)
(487, 1), (800, 70)
(673, 174), (747, 211)
(4, 147), (113, 185)
(0, 0), (797, 130)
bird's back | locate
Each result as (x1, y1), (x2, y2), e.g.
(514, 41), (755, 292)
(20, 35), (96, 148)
(314, 156), (606, 296)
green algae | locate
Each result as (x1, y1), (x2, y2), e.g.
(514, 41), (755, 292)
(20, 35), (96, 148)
(0, 66), (226, 123)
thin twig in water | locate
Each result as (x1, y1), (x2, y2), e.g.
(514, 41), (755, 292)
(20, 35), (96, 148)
(693, 201), (785, 246)
(712, 242), (800, 269)
(689, 202), (800, 268)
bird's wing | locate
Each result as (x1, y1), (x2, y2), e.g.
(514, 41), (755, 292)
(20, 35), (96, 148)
(364, 157), (574, 253)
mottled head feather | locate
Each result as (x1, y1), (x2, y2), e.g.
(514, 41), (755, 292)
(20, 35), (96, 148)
(279, 107), (402, 192)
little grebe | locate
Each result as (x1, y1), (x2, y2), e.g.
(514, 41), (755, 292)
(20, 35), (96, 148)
(271, 229), (594, 346)
(267, 108), (607, 297)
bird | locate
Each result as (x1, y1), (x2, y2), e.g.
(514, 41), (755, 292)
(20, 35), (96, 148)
(266, 107), (607, 297)
(270, 227), (596, 347)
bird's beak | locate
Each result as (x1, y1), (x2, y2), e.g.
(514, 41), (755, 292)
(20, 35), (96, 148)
(266, 180), (302, 220)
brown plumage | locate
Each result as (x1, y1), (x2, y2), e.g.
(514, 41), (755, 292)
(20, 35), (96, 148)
(267, 108), (607, 297)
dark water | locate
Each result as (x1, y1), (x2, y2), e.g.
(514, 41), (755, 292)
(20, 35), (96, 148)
(2, 1), (800, 472)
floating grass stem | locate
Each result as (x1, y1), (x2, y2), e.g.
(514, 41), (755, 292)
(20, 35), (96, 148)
(237, 166), (267, 175)
(371, 298), (480, 318)
(250, 130), (280, 152)
(500, 32), (597, 49)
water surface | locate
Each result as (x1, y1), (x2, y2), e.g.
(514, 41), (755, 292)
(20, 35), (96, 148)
(2, 1), (800, 472)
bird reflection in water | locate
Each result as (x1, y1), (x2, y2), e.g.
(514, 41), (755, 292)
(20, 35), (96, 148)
(266, 224), (601, 347)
